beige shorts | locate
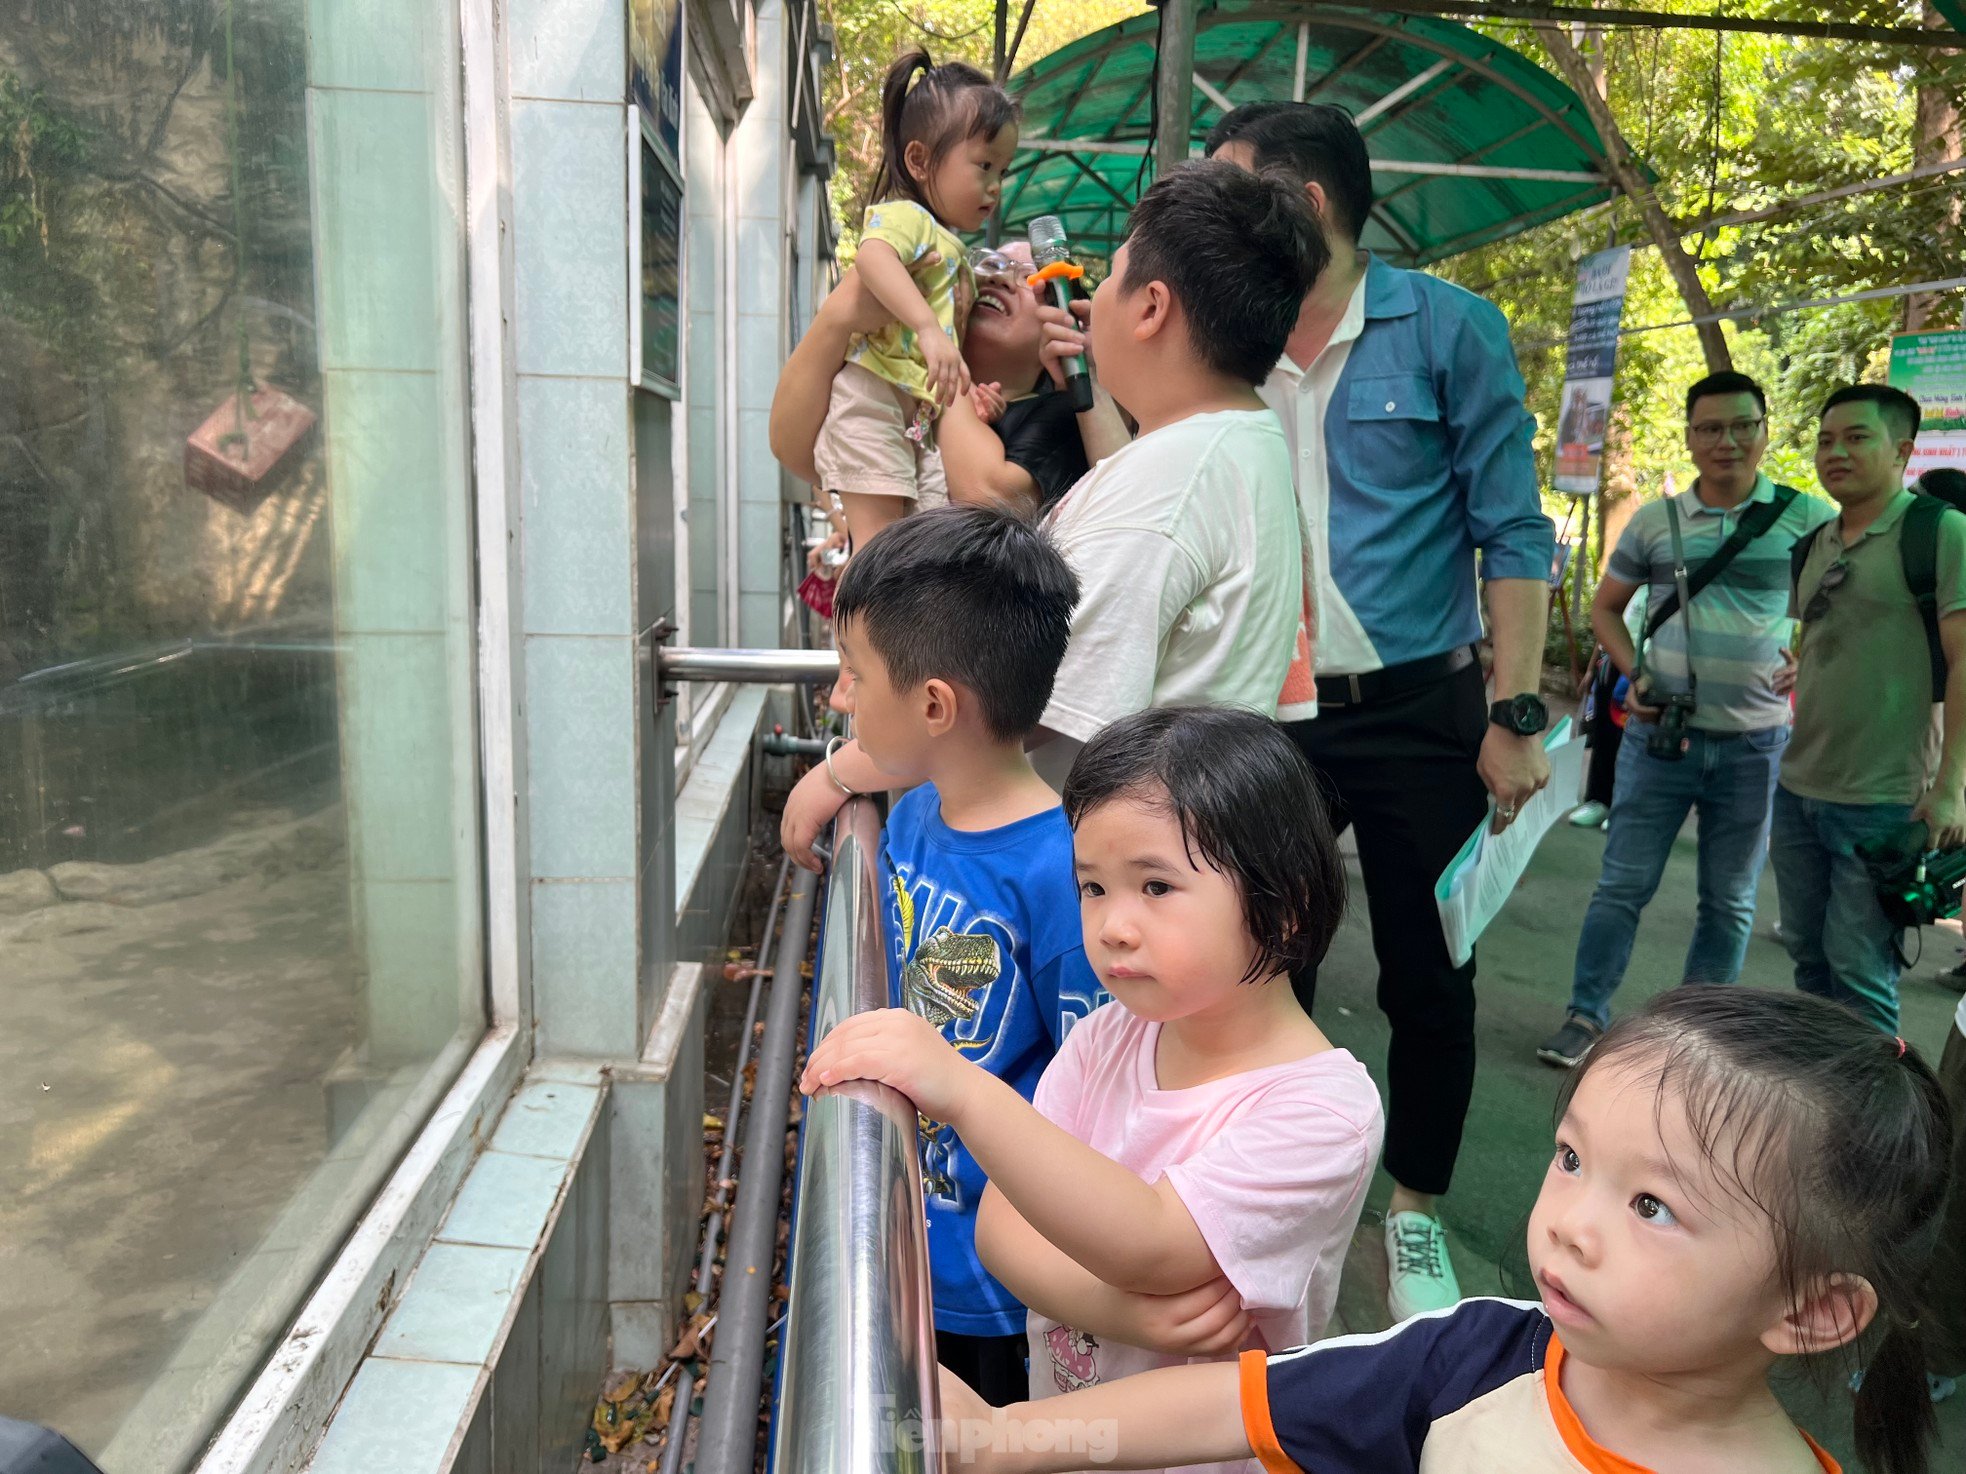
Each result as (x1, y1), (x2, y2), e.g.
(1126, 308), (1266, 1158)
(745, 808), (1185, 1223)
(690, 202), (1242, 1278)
(812, 361), (947, 508)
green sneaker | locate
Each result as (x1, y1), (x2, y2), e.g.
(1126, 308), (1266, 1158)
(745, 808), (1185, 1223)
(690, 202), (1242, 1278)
(1385, 1211), (1462, 1322)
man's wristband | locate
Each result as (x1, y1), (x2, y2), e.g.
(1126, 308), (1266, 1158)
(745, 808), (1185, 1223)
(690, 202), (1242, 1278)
(824, 736), (860, 800)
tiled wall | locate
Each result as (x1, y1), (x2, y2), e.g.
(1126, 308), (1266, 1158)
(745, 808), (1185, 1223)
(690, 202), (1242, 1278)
(303, 1071), (611, 1474)
(507, 0), (647, 1062)
(731, 0), (793, 649)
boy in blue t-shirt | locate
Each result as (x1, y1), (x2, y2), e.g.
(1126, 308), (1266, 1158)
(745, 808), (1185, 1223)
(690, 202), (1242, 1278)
(811, 504), (1102, 1403)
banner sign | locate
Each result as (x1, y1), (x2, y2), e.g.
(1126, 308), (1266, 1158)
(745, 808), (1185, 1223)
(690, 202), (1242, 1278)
(631, 0), (683, 161)
(1552, 246), (1632, 495)
(1890, 329), (1966, 487)
(1890, 330), (1966, 431)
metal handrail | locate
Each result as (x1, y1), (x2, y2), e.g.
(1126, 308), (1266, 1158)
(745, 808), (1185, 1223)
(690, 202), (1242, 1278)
(658, 646), (840, 684)
(773, 797), (941, 1472)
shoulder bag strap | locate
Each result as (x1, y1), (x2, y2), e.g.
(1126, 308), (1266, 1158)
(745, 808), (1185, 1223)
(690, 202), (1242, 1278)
(1642, 484), (1800, 643)
(1900, 493), (1953, 700)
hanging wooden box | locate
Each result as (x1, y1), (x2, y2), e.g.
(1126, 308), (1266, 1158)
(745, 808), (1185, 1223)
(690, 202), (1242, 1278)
(185, 386), (317, 514)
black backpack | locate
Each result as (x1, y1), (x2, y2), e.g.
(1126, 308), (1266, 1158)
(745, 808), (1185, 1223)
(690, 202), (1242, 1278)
(1790, 491), (1966, 699)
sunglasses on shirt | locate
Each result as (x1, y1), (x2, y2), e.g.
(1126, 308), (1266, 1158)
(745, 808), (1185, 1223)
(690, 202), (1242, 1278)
(1802, 558), (1851, 624)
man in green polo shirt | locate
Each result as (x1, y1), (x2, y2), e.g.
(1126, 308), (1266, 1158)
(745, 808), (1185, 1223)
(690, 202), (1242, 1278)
(1774, 384), (1966, 1034)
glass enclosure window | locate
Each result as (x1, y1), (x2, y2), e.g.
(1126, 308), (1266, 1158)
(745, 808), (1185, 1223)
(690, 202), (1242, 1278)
(0, 4), (485, 1469)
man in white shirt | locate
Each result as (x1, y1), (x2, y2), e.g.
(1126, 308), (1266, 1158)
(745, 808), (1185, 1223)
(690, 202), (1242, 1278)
(1027, 159), (1325, 787)
(779, 159), (1327, 854)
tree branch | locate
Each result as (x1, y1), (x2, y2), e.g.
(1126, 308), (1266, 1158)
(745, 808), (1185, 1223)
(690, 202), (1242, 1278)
(1536, 21), (1733, 370)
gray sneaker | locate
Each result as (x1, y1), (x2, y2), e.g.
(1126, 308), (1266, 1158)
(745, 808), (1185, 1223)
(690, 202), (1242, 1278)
(1536, 1011), (1603, 1069)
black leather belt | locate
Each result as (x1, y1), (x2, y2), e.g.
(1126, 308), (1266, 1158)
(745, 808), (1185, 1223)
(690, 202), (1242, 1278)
(1319, 644), (1478, 709)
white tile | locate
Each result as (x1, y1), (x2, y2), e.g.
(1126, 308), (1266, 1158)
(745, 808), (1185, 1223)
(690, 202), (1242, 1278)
(519, 377), (634, 636)
(373, 1243), (529, 1364)
(324, 369), (460, 635)
(489, 1077), (604, 1160)
(524, 635), (637, 879)
(513, 99), (630, 378)
(307, 1359), (482, 1474)
(307, 0), (437, 94)
(531, 880), (640, 1057)
(509, 0), (626, 102)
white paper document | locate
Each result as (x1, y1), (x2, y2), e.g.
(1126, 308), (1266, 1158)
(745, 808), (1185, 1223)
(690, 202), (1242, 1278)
(1434, 719), (1586, 967)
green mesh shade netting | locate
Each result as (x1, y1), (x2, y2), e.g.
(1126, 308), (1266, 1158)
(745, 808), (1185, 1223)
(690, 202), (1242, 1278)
(999, 2), (1636, 266)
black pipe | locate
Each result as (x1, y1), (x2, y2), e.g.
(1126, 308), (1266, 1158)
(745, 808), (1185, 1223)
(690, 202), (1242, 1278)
(692, 864), (820, 1474)
(759, 730), (827, 759)
(658, 857), (792, 1474)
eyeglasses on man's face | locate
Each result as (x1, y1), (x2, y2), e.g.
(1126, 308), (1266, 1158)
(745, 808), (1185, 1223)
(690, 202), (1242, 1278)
(1688, 416), (1767, 447)
(968, 247), (1025, 281)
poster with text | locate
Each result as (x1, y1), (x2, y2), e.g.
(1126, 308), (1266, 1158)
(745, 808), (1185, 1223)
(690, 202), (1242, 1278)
(631, 0), (683, 161)
(1890, 330), (1966, 487)
(1890, 329), (1966, 431)
(1552, 246), (1632, 495)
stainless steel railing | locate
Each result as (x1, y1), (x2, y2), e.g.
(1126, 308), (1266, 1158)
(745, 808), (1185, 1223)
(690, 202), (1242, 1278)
(772, 797), (941, 1472)
(658, 645), (841, 685)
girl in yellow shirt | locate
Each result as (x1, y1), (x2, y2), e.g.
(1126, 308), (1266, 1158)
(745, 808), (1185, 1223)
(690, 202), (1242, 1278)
(810, 50), (1018, 546)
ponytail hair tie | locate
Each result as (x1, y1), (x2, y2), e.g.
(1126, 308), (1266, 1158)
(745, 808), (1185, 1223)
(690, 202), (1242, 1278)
(1894, 1035), (1908, 1058)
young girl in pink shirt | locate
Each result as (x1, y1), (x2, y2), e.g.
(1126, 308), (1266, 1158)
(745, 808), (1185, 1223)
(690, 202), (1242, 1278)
(802, 706), (1385, 1473)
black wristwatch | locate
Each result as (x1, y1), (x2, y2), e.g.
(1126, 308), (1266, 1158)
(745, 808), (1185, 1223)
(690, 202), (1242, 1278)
(1489, 693), (1549, 737)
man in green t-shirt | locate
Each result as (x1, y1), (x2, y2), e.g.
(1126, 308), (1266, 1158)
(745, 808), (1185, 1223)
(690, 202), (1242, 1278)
(1774, 384), (1966, 1034)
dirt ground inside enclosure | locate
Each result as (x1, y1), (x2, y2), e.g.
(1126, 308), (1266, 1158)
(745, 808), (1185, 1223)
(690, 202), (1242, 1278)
(0, 809), (366, 1463)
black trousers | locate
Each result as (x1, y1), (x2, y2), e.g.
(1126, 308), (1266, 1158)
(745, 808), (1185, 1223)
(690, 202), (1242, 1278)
(936, 1329), (1029, 1406)
(1286, 660), (1490, 1197)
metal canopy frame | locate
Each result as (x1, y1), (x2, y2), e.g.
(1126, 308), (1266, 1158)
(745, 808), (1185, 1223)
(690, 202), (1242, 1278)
(998, 2), (1631, 266)
(998, 1), (1964, 265)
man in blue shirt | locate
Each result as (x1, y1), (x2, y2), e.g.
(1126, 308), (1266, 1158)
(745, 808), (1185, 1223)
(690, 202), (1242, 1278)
(1209, 103), (1556, 1322)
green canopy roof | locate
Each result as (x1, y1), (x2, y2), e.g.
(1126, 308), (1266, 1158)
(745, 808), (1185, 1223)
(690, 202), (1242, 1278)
(1000, 2), (1629, 266)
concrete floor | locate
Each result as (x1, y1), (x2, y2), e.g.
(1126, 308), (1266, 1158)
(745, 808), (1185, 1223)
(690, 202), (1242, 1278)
(1312, 813), (1965, 1471)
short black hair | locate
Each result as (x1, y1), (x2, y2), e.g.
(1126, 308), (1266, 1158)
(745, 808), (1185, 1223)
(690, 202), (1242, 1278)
(1061, 706), (1346, 984)
(832, 505), (1078, 741)
(1821, 383), (1922, 443)
(1685, 370), (1768, 422)
(1118, 160), (1328, 386)
(1204, 101), (1374, 243)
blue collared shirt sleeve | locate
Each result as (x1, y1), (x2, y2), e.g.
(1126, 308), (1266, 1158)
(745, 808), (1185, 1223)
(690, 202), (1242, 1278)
(1442, 296), (1553, 582)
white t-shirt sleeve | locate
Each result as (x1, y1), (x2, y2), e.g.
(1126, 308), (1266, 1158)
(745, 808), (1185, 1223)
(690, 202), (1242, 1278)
(1159, 1080), (1381, 1315)
(1042, 524), (1204, 742)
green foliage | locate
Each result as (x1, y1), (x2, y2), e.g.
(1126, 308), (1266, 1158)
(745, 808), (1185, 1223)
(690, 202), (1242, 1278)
(0, 74), (87, 251)
(1443, 1), (1964, 523)
(820, 1), (1144, 258)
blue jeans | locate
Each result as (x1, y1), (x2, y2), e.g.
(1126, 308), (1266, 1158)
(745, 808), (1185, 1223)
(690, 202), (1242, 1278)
(1568, 722), (1788, 1028)
(1769, 785), (1912, 1034)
